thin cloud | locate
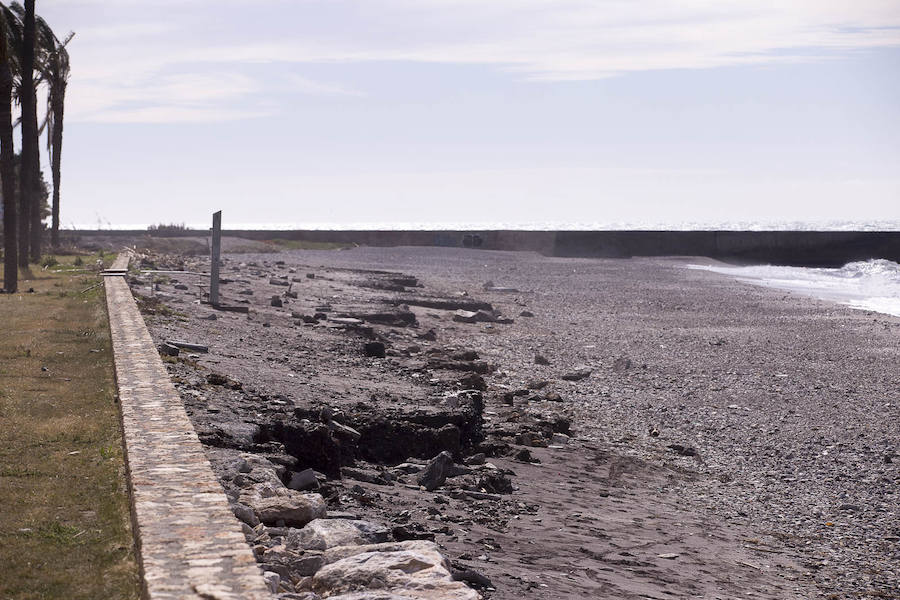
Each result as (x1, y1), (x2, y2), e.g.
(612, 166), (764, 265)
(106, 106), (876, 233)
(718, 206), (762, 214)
(45, 0), (900, 123)
(283, 74), (367, 97)
(79, 106), (274, 124)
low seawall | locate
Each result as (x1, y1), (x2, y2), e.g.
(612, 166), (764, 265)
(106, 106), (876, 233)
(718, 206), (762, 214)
(103, 253), (271, 599)
(74, 229), (899, 267)
(551, 230), (900, 266)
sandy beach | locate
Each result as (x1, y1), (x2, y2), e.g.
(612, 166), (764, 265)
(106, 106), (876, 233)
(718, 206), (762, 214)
(132, 244), (899, 599)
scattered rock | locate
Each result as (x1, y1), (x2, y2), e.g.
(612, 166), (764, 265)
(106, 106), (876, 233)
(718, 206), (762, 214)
(515, 431), (548, 448)
(232, 502), (261, 527)
(451, 565), (494, 589)
(392, 524), (436, 541)
(464, 453), (486, 466)
(159, 342), (180, 357)
(427, 359), (490, 374)
(262, 571), (280, 593)
(550, 432), (570, 445)
(364, 342), (386, 358)
(561, 367), (592, 381)
(330, 317), (365, 326)
(456, 373), (487, 391)
(667, 444), (698, 457)
(271, 295), (283, 307)
(452, 310), (479, 324)
(396, 297), (492, 312)
(351, 311), (417, 327)
(472, 470), (513, 494)
(514, 448), (536, 463)
(341, 466), (393, 486)
(417, 451), (455, 491)
(287, 468), (320, 491)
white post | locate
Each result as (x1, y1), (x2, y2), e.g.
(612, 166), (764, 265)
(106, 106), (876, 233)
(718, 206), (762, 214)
(210, 211), (221, 306)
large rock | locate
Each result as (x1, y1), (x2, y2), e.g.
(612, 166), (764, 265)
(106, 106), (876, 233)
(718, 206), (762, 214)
(258, 543), (326, 578)
(290, 518), (390, 551)
(312, 541), (480, 600)
(417, 451), (455, 491)
(231, 454), (285, 489)
(287, 468), (320, 491)
(239, 484), (327, 527)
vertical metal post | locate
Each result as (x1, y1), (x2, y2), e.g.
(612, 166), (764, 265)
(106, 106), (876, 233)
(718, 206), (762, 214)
(210, 211), (221, 306)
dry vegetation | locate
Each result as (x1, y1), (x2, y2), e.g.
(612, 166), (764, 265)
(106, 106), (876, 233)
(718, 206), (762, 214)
(0, 255), (140, 600)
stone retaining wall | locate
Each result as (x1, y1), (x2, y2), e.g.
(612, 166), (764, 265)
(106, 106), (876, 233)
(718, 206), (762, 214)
(104, 251), (272, 600)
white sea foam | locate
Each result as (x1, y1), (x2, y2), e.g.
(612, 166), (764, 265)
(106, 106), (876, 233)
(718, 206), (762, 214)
(687, 259), (900, 318)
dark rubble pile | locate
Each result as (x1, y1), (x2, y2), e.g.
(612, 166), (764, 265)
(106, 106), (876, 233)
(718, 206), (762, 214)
(129, 252), (578, 599)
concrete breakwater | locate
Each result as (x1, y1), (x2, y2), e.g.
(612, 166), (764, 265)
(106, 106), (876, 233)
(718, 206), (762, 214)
(77, 229), (900, 267)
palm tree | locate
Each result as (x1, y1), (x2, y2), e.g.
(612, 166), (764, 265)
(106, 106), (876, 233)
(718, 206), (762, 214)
(34, 20), (71, 249)
(0, 6), (18, 291)
(1, 1), (29, 266)
(18, 0), (40, 263)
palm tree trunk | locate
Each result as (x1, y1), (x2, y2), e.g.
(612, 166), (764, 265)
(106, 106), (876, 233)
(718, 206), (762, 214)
(0, 11), (17, 291)
(50, 82), (63, 249)
(20, 0), (39, 264)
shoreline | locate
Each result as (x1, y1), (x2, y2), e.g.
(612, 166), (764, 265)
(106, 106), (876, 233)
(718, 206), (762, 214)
(133, 244), (898, 598)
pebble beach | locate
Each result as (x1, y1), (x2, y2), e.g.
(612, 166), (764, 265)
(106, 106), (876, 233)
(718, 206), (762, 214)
(133, 243), (899, 599)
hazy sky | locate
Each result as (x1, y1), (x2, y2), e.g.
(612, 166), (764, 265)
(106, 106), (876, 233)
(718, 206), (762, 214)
(35, 0), (900, 228)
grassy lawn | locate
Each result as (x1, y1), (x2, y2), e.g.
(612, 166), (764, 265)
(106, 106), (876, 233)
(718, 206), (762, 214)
(0, 254), (141, 600)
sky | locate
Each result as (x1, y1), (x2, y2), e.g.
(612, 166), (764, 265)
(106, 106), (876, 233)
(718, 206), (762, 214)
(32, 0), (900, 229)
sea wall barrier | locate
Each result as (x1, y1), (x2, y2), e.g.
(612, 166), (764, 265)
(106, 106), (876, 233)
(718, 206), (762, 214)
(79, 229), (900, 267)
(103, 252), (271, 599)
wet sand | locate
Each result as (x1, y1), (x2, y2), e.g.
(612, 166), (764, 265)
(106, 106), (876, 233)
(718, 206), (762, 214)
(135, 245), (899, 599)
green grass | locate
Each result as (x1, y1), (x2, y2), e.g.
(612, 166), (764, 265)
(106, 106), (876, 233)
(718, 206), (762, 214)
(0, 254), (141, 600)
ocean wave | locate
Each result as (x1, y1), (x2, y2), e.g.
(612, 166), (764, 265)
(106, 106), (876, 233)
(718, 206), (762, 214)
(836, 259), (900, 282)
(687, 259), (900, 318)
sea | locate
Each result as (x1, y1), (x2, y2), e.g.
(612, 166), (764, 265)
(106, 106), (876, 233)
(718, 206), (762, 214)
(83, 218), (900, 318)
(80, 219), (900, 232)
